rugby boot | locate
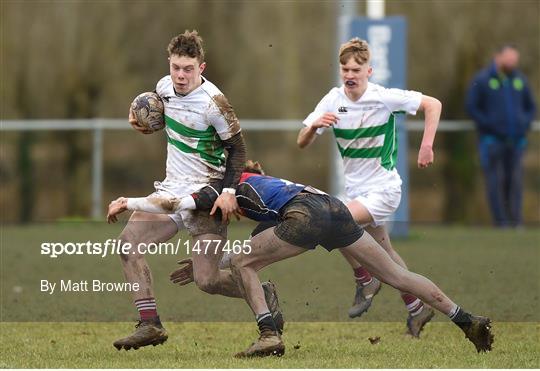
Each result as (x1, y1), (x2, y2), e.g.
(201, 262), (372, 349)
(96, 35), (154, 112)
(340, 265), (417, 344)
(262, 281), (284, 335)
(234, 329), (285, 358)
(461, 315), (494, 352)
(348, 277), (382, 318)
(406, 305), (435, 337)
(113, 318), (168, 350)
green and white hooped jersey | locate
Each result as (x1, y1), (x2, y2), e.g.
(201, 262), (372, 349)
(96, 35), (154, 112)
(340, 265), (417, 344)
(156, 75), (240, 188)
(303, 82), (422, 194)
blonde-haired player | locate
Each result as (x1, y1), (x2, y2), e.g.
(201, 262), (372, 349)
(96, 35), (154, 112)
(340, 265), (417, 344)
(298, 38), (442, 336)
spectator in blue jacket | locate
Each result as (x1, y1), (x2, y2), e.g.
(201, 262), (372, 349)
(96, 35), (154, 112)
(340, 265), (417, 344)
(466, 45), (536, 227)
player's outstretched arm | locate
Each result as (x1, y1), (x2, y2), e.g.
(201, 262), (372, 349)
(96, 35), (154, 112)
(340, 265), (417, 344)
(416, 95), (442, 168)
(297, 126), (319, 148)
(106, 196), (184, 223)
(297, 113), (339, 148)
(106, 185), (221, 223)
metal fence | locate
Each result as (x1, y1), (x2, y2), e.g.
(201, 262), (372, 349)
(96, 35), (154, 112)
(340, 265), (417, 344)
(2, 119), (539, 220)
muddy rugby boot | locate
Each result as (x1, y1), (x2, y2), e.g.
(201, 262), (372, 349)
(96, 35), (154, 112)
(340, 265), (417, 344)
(406, 305), (435, 337)
(234, 329), (285, 358)
(348, 277), (382, 318)
(113, 319), (168, 351)
(461, 315), (494, 352)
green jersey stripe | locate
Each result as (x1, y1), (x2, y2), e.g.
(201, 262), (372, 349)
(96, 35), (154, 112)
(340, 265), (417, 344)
(336, 142), (383, 158)
(165, 115), (218, 139)
(380, 114), (398, 170)
(334, 114), (398, 170)
(333, 124), (387, 139)
(166, 134), (225, 167)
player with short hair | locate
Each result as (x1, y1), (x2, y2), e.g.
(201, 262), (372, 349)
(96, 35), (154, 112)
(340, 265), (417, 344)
(297, 38), (442, 336)
(107, 160), (494, 357)
(112, 30), (251, 351)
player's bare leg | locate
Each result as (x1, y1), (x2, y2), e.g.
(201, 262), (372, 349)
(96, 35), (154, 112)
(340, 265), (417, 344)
(364, 225), (408, 268)
(343, 232), (454, 313)
(170, 242), (285, 333)
(342, 232), (493, 352)
(191, 233), (243, 298)
(344, 199), (433, 336)
(230, 227), (305, 358)
(114, 211), (177, 350)
(119, 212), (178, 300)
(231, 228), (305, 313)
(347, 199), (374, 223)
(365, 224), (435, 336)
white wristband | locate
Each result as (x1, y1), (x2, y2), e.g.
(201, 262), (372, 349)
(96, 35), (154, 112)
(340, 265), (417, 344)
(179, 196), (196, 210)
(222, 188), (236, 195)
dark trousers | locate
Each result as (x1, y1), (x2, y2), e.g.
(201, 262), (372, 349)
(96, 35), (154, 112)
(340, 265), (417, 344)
(478, 135), (526, 227)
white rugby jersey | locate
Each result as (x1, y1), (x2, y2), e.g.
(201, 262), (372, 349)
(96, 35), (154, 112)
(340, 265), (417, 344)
(303, 82), (422, 194)
(155, 75), (241, 187)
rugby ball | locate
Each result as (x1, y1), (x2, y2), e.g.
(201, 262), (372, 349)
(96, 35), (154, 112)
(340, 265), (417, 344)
(130, 92), (165, 133)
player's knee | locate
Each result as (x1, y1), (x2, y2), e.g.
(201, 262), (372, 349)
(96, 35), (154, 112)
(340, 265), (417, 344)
(192, 258), (223, 294)
(119, 248), (141, 263)
(194, 276), (220, 294)
(117, 232), (142, 262)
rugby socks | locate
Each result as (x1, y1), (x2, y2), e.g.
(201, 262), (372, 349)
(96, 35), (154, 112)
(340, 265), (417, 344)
(353, 266), (373, 286)
(135, 297), (159, 322)
(401, 293), (424, 316)
(448, 305), (473, 331)
(256, 312), (278, 333)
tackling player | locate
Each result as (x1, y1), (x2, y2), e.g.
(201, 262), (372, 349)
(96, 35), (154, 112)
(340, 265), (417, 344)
(107, 160), (494, 357)
(297, 38), (442, 336)
(112, 30), (251, 351)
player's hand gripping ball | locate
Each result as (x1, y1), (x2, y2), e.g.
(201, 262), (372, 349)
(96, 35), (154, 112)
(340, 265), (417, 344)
(130, 92), (165, 134)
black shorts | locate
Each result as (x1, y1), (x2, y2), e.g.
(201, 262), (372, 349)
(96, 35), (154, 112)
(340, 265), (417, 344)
(267, 192), (364, 251)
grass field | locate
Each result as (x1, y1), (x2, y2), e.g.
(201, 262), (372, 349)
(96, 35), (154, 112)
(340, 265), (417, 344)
(1, 322), (538, 368)
(1, 223), (539, 368)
